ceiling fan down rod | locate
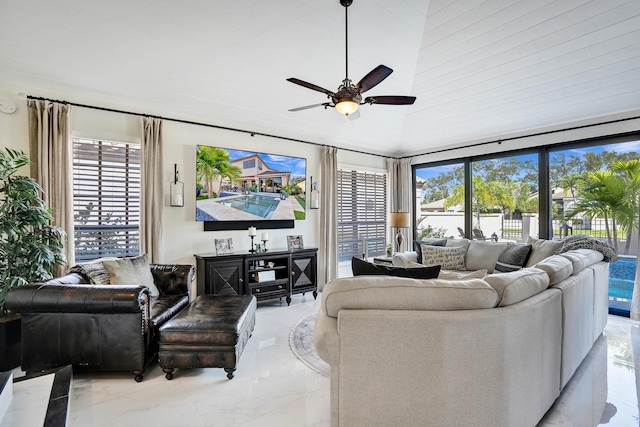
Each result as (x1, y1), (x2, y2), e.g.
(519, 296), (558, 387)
(341, 0), (353, 83)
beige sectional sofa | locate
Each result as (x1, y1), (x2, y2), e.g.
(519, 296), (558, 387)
(314, 239), (610, 427)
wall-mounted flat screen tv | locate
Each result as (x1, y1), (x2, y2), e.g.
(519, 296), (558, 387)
(196, 145), (307, 229)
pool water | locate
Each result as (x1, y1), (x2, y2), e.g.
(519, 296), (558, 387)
(609, 256), (636, 300)
(226, 194), (280, 218)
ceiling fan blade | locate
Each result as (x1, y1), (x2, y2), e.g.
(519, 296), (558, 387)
(364, 95), (416, 105)
(288, 102), (332, 112)
(355, 65), (393, 93)
(287, 78), (334, 96)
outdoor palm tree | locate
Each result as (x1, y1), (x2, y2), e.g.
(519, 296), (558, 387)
(566, 170), (626, 251)
(613, 160), (640, 254)
(196, 146), (233, 198)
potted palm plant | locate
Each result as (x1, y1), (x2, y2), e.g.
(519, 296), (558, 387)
(0, 147), (66, 370)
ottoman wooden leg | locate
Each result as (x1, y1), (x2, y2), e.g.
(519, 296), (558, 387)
(163, 367), (175, 380)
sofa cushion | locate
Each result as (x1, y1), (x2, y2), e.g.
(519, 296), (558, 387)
(526, 236), (563, 267)
(533, 254), (573, 286)
(420, 245), (466, 270)
(438, 269), (488, 280)
(413, 239), (447, 264)
(484, 268), (550, 306)
(494, 244), (532, 273)
(322, 275), (499, 317)
(465, 241), (510, 272)
(103, 254), (160, 297)
(351, 257), (441, 279)
(560, 249), (604, 274)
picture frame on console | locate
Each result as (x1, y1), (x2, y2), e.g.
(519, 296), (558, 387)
(214, 238), (234, 255)
(287, 235), (304, 250)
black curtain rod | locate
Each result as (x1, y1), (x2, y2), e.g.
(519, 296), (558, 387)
(27, 95), (640, 161)
(399, 114), (640, 159)
(26, 95), (390, 159)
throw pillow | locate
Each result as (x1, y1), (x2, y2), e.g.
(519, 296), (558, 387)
(465, 240), (509, 272)
(494, 244), (533, 273)
(66, 256), (120, 285)
(351, 257), (441, 279)
(102, 253), (160, 297)
(526, 236), (564, 266)
(420, 244), (466, 270)
(413, 239), (447, 264)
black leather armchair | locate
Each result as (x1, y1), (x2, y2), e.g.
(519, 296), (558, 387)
(5, 263), (195, 382)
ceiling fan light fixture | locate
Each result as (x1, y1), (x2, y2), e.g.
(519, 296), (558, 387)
(335, 99), (359, 116)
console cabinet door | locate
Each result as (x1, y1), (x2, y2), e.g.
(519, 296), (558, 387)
(291, 250), (317, 298)
(198, 257), (244, 295)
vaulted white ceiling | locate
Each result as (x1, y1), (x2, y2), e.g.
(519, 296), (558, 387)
(1, 0), (639, 157)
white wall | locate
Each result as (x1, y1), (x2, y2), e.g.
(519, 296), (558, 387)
(0, 83), (382, 288)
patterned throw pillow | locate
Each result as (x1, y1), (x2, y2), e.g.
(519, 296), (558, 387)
(420, 245), (466, 270)
(495, 244), (533, 273)
(67, 256), (120, 285)
(413, 239), (447, 264)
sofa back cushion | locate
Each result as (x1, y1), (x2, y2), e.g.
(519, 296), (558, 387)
(351, 257), (441, 279)
(533, 254), (574, 286)
(444, 238), (470, 248)
(321, 275), (499, 318)
(484, 268), (550, 306)
(560, 249), (604, 274)
(465, 241), (509, 272)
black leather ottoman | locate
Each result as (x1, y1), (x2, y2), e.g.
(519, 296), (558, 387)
(158, 294), (257, 380)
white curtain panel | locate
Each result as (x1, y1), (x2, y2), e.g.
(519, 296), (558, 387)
(320, 145), (338, 288)
(27, 99), (74, 272)
(387, 157), (413, 253)
(140, 117), (163, 263)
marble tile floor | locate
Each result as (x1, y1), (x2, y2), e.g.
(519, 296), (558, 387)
(2, 294), (640, 427)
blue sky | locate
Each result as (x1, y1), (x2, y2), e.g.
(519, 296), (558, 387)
(225, 148), (306, 179)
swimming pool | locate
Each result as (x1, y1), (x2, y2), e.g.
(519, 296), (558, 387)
(609, 256), (636, 300)
(221, 194), (281, 218)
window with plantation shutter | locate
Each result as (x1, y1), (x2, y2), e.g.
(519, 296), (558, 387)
(73, 137), (141, 262)
(337, 168), (387, 261)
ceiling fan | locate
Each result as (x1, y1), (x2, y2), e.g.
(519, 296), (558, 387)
(287, 0), (416, 118)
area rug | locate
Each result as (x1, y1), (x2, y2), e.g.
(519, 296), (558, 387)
(289, 313), (329, 377)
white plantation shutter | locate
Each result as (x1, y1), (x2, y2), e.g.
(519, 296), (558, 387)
(72, 138), (141, 261)
(337, 169), (387, 260)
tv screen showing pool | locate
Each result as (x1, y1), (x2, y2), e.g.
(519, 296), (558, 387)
(196, 145), (307, 222)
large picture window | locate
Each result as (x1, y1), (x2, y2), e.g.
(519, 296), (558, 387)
(72, 137), (141, 261)
(415, 162), (465, 240)
(413, 135), (639, 316)
(550, 141), (640, 315)
(337, 168), (387, 274)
